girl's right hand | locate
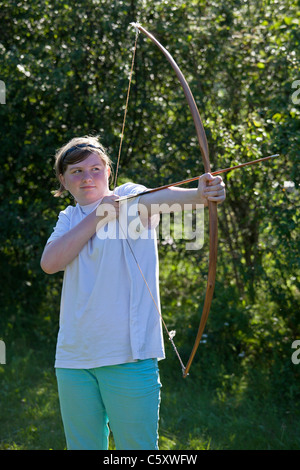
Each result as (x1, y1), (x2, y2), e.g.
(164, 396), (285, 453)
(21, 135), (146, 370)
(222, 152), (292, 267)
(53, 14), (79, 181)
(97, 194), (120, 222)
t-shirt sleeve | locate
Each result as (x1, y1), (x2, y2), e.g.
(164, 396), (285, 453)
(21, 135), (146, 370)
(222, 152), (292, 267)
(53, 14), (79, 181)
(46, 206), (72, 244)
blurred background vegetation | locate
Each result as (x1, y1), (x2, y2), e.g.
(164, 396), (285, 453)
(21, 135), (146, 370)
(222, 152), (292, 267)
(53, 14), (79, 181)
(0, 0), (299, 450)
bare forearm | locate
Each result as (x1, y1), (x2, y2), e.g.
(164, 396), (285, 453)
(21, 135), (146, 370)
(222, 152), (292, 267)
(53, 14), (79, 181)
(138, 173), (226, 215)
(139, 187), (207, 215)
(41, 209), (100, 274)
(41, 194), (120, 275)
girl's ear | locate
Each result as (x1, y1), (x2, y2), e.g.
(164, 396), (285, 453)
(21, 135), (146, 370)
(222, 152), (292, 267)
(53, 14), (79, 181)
(59, 174), (66, 190)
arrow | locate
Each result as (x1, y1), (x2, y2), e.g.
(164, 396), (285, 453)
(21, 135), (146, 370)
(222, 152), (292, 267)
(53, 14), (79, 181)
(116, 154), (279, 202)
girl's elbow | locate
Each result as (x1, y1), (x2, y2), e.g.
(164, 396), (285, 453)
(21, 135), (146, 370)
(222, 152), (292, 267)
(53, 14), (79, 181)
(40, 253), (58, 275)
(40, 259), (54, 274)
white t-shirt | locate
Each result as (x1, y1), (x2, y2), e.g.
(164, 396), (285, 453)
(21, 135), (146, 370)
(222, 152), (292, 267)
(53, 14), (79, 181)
(47, 183), (165, 369)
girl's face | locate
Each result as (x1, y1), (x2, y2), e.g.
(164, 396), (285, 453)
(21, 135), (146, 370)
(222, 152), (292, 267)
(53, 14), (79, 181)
(60, 153), (111, 205)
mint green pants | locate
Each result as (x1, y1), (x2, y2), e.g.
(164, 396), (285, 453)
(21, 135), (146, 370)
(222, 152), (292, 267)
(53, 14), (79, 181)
(55, 359), (161, 450)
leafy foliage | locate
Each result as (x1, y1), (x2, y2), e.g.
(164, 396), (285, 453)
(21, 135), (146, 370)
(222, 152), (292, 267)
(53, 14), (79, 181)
(0, 0), (299, 421)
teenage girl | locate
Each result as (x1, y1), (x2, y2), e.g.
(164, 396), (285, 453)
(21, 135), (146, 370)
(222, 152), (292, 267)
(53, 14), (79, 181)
(41, 135), (226, 450)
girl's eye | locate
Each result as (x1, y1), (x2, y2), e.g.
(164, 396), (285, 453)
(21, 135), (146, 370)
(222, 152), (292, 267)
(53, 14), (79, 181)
(71, 167), (100, 173)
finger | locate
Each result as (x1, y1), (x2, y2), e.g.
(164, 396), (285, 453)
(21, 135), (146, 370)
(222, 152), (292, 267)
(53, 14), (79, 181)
(205, 184), (221, 192)
(207, 176), (223, 186)
(207, 195), (225, 202)
(201, 172), (214, 182)
(204, 184), (225, 195)
(207, 187), (226, 200)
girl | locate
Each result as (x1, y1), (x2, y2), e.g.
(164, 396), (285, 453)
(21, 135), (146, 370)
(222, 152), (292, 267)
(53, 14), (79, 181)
(41, 135), (226, 450)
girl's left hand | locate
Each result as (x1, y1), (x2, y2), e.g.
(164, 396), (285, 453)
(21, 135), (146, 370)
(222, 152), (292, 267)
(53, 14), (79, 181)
(197, 173), (226, 205)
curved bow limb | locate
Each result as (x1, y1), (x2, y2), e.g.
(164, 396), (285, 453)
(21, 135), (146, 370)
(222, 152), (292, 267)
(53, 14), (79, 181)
(183, 201), (217, 377)
(132, 23), (218, 378)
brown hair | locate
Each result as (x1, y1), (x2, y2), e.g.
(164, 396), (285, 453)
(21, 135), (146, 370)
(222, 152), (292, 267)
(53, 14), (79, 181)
(53, 135), (113, 197)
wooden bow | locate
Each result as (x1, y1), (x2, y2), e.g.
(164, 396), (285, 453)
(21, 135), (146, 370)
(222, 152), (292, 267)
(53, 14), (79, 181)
(132, 23), (217, 378)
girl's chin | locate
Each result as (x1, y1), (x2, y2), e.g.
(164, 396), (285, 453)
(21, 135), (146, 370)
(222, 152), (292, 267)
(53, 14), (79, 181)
(77, 193), (103, 206)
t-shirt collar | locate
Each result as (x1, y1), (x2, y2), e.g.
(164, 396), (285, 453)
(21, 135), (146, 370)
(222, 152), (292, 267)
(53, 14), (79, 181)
(78, 198), (103, 215)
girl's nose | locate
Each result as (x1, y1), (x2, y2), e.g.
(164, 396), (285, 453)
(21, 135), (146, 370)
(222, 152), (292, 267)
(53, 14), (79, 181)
(82, 171), (93, 182)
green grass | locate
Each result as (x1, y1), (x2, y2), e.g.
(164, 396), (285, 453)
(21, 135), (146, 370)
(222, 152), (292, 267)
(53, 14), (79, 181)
(0, 347), (64, 450)
(158, 360), (300, 450)
(0, 344), (299, 450)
